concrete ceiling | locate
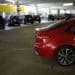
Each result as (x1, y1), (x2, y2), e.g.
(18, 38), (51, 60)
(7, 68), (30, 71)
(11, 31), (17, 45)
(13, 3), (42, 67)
(19, 0), (75, 10)
(0, 0), (75, 10)
(0, 0), (75, 4)
(0, 0), (14, 3)
(19, 0), (75, 4)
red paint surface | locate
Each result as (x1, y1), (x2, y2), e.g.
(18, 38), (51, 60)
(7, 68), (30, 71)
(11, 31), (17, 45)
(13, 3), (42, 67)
(34, 19), (75, 59)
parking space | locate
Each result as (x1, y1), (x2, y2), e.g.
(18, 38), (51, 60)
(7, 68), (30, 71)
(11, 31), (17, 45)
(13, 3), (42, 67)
(0, 23), (75, 75)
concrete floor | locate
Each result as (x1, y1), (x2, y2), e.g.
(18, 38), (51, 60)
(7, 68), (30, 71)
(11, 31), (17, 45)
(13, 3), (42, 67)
(0, 23), (75, 75)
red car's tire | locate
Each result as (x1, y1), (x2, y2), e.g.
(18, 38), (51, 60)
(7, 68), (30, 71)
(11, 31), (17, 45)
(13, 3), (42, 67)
(56, 46), (75, 66)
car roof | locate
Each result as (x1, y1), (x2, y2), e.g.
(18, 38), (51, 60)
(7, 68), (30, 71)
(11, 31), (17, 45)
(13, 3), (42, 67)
(65, 18), (75, 23)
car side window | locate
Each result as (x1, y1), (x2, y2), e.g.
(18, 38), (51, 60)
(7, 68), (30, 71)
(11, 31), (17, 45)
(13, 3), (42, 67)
(67, 26), (75, 33)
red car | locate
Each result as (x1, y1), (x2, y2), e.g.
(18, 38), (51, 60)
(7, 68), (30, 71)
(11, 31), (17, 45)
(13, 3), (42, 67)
(34, 18), (75, 66)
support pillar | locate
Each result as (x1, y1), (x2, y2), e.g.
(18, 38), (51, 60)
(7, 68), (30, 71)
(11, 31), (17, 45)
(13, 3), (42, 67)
(17, 0), (20, 16)
(35, 4), (39, 15)
(57, 9), (60, 20)
(49, 8), (51, 15)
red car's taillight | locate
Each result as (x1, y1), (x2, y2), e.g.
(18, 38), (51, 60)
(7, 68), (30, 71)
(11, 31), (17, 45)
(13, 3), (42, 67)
(35, 27), (48, 32)
(35, 27), (49, 36)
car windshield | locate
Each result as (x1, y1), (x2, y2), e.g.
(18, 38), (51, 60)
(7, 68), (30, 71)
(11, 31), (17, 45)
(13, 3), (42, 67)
(47, 20), (65, 30)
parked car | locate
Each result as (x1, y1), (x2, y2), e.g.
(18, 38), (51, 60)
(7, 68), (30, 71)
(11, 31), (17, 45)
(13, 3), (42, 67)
(8, 16), (20, 26)
(48, 15), (55, 21)
(0, 16), (5, 30)
(33, 15), (41, 23)
(24, 15), (34, 24)
(34, 18), (75, 66)
(19, 15), (25, 24)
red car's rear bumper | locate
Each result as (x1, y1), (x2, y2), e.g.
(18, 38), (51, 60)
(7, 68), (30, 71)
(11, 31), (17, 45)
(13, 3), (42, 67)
(34, 42), (56, 59)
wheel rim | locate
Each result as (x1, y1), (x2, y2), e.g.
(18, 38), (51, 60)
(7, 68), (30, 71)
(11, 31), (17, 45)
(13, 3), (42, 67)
(57, 48), (75, 66)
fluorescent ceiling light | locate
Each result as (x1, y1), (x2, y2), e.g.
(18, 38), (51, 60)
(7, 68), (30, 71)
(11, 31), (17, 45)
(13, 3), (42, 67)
(63, 3), (73, 6)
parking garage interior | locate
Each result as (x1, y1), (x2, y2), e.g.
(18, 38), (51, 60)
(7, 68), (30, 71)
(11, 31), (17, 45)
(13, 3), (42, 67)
(0, 0), (75, 75)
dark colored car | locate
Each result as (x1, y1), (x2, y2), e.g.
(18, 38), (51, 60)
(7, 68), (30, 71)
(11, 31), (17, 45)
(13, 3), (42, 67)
(19, 15), (25, 24)
(8, 16), (20, 26)
(34, 18), (75, 66)
(24, 15), (34, 24)
(48, 15), (55, 21)
(33, 15), (41, 23)
(0, 16), (5, 30)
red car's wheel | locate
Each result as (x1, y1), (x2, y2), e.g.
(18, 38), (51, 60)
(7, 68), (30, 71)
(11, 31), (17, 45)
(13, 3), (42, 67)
(56, 46), (75, 66)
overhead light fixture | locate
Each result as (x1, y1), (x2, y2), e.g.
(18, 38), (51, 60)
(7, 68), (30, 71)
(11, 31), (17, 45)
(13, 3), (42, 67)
(63, 3), (73, 6)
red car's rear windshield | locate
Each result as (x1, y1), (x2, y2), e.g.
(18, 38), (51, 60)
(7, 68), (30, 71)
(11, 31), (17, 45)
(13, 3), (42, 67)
(47, 20), (65, 30)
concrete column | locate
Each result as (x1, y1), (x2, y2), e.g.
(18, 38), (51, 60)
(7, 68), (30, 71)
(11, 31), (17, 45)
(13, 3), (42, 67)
(49, 8), (51, 15)
(35, 4), (39, 15)
(17, 0), (20, 16)
(57, 9), (60, 20)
